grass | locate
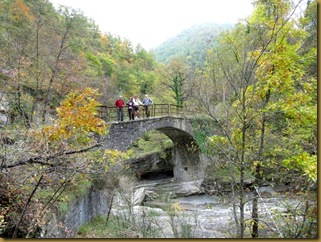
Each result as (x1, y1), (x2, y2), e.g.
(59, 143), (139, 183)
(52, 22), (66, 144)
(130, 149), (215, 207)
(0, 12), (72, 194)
(74, 213), (162, 238)
(75, 216), (109, 238)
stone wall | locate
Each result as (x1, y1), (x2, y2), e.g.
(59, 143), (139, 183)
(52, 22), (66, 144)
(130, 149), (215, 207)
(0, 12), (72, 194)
(41, 186), (113, 238)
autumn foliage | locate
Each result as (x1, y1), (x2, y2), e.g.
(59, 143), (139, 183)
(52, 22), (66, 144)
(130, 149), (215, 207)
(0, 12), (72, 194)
(42, 88), (107, 145)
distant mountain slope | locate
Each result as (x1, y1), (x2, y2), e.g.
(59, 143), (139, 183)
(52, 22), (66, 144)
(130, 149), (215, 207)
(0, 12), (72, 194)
(152, 22), (233, 67)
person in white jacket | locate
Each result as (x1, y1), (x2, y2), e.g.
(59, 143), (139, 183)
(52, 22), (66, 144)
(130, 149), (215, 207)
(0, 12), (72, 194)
(133, 95), (142, 119)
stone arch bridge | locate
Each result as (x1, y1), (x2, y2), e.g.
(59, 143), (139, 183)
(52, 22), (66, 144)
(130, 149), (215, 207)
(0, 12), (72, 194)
(101, 116), (205, 182)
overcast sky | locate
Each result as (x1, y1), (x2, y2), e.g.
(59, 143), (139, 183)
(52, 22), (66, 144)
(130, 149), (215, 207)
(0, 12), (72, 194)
(49, 0), (254, 50)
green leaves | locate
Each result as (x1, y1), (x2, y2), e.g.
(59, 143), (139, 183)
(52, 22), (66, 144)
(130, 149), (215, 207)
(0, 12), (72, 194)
(282, 152), (317, 181)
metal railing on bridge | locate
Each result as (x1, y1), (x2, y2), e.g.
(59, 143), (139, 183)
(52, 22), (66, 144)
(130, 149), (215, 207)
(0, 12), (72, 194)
(97, 104), (197, 122)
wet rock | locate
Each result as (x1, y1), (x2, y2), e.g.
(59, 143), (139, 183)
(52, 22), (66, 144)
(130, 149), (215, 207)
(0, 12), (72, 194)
(135, 179), (204, 201)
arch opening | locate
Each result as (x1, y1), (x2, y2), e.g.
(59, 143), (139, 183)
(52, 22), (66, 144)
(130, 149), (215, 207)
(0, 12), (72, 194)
(127, 130), (175, 182)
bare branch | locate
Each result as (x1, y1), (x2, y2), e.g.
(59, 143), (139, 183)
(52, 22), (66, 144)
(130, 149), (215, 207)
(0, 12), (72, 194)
(1, 143), (102, 169)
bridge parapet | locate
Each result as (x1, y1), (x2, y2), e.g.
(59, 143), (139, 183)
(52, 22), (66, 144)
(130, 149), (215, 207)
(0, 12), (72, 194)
(97, 104), (199, 122)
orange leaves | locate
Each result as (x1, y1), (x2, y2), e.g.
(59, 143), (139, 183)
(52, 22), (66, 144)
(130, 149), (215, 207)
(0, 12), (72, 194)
(10, 0), (35, 23)
(43, 88), (107, 145)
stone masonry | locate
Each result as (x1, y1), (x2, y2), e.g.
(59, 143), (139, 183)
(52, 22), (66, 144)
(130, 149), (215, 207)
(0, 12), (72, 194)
(101, 116), (205, 182)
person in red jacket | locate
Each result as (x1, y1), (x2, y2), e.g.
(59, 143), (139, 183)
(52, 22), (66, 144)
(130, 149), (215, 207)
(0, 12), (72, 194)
(114, 95), (125, 121)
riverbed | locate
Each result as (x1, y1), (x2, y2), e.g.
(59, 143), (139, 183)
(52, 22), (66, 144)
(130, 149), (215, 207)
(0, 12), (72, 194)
(109, 182), (302, 238)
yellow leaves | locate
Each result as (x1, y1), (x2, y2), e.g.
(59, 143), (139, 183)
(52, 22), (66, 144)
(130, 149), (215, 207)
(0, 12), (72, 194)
(99, 34), (110, 45)
(0, 214), (6, 231)
(104, 149), (126, 163)
(265, 89), (317, 126)
(254, 36), (305, 99)
(171, 202), (185, 212)
(103, 149), (131, 170)
(43, 88), (107, 145)
(207, 135), (228, 149)
(253, 160), (259, 167)
(282, 152), (317, 181)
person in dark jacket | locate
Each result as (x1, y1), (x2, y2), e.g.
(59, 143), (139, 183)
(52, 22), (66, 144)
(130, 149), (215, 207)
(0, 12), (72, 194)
(127, 97), (135, 120)
(114, 95), (125, 121)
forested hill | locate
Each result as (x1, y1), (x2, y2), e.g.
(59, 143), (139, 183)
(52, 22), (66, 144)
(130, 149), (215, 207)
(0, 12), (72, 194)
(153, 23), (232, 66)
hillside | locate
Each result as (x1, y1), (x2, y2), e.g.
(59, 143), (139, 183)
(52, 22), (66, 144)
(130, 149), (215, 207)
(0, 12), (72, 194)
(152, 22), (233, 67)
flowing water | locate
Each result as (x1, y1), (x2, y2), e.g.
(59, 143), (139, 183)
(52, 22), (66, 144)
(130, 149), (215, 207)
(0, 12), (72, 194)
(110, 181), (301, 238)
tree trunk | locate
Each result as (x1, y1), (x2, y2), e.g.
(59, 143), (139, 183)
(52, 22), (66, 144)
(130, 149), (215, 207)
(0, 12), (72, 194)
(251, 109), (267, 238)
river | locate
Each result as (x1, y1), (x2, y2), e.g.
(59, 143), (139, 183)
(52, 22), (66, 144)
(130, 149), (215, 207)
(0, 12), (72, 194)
(109, 180), (303, 238)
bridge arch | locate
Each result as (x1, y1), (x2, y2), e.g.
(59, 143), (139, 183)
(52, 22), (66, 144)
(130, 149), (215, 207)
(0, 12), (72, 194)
(102, 116), (203, 182)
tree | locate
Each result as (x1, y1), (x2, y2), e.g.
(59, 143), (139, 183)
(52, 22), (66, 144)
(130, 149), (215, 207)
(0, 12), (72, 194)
(40, 6), (93, 122)
(194, 0), (316, 237)
(0, 0), (94, 126)
(248, 0), (316, 236)
(159, 56), (191, 106)
(298, 0), (317, 77)
(0, 0), (38, 127)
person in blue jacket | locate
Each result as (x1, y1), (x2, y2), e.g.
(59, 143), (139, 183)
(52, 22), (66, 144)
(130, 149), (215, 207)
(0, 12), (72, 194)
(142, 94), (153, 118)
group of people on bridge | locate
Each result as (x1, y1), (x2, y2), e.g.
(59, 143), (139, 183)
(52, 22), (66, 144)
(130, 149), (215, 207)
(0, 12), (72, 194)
(114, 94), (153, 121)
